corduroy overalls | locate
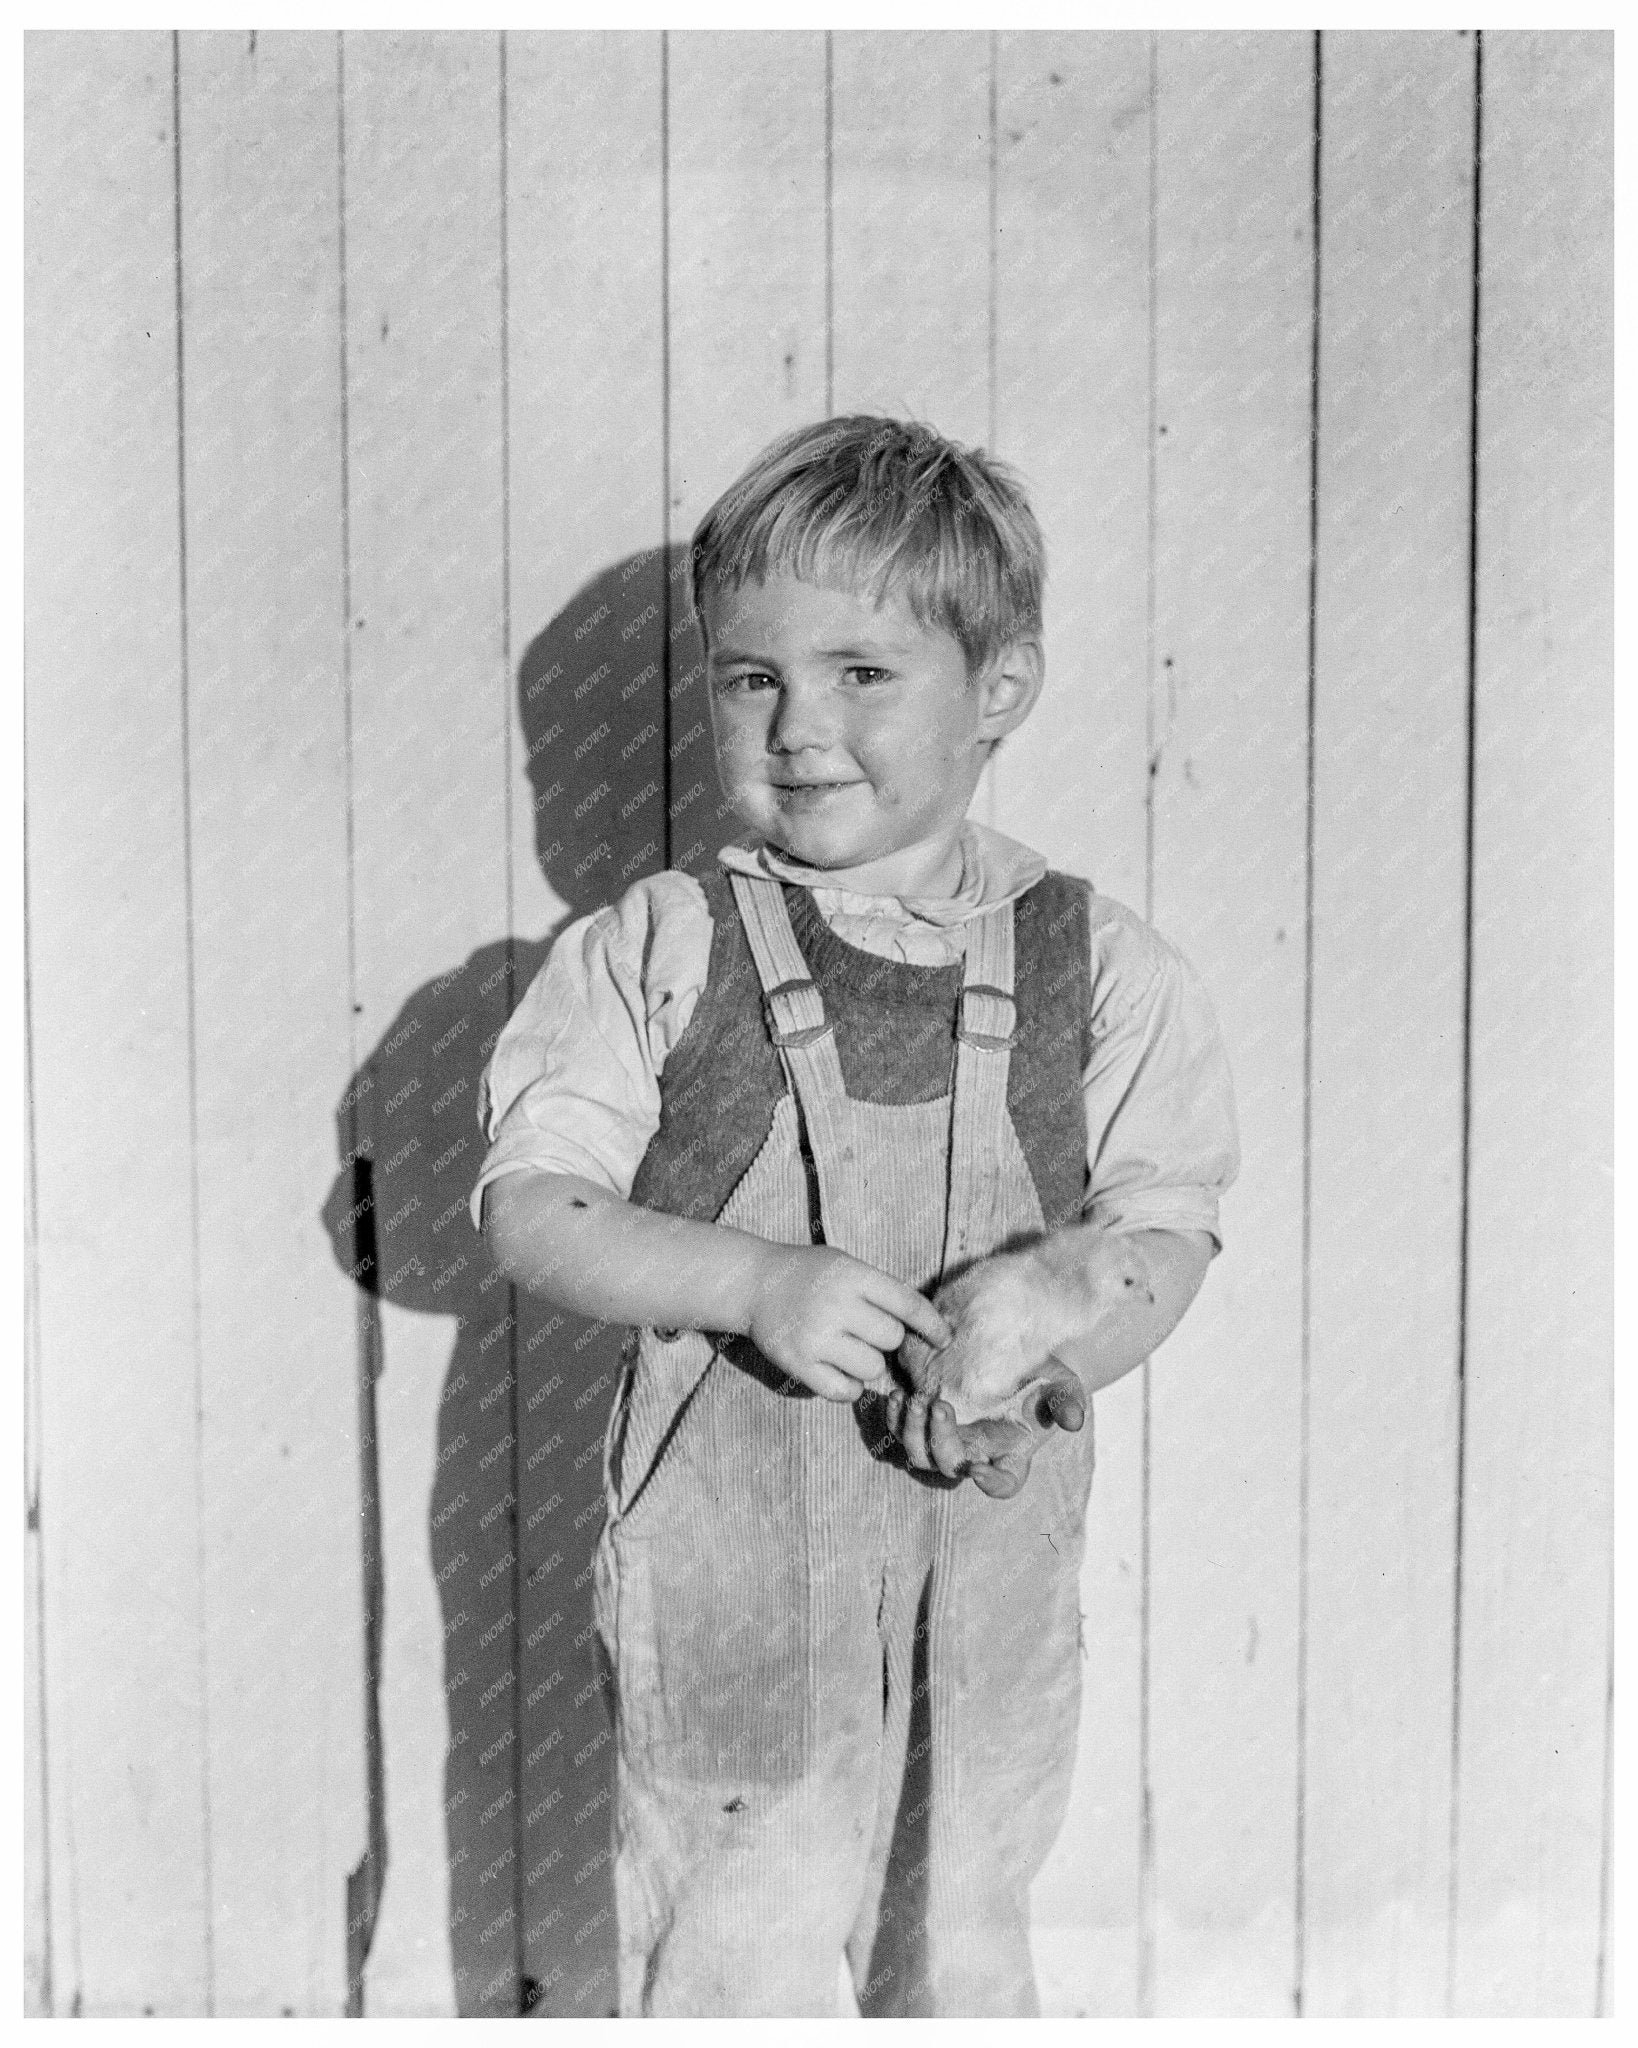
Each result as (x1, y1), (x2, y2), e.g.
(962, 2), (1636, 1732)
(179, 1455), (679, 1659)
(591, 864), (1096, 2016)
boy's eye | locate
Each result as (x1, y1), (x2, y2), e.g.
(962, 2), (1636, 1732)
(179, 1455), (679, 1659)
(714, 669), (776, 693)
(842, 666), (891, 687)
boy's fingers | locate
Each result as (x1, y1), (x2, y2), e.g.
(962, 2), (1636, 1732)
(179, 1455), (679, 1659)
(970, 1457), (1027, 1500)
(957, 1416), (1015, 1465)
(1043, 1385), (1085, 1433)
(873, 1277), (952, 1355)
(1037, 1362), (1086, 1434)
(807, 1360), (871, 1403)
(831, 1337), (888, 1396)
(900, 1393), (933, 1469)
(926, 1400), (969, 1480)
(963, 1421), (1035, 1499)
(853, 1301), (919, 1361)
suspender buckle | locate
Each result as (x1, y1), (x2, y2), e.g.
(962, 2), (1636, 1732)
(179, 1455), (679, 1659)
(762, 977), (833, 1050)
(956, 982), (1017, 1051)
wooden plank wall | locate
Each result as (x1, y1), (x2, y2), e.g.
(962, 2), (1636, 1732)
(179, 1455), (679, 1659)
(180, 34), (367, 2013)
(993, 36), (1154, 2011)
(27, 34), (215, 2015)
(23, 28), (1612, 2018)
(1459, 32), (1614, 2016)
(1304, 31), (1472, 2014)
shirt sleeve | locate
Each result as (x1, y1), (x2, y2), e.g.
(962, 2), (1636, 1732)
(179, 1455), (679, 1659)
(468, 871), (714, 1228)
(1080, 895), (1241, 1250)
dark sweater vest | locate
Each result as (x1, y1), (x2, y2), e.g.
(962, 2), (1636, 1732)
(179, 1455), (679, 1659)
(628, 866), (1094, 1234)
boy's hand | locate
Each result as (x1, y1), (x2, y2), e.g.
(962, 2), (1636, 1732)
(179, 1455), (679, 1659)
(884, 1369), (1085, 1499)
(885, 1254), (1086, 1498)
(744, 1245), (953, 1405)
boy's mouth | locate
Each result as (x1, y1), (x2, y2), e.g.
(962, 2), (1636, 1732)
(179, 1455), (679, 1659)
(770, 779), (862, 804)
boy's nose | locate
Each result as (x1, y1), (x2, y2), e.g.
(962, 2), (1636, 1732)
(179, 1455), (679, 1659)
(768, 681), (836, 753)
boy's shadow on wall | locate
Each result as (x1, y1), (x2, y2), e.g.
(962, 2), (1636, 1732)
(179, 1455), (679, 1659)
(322, 546), (736, 2016)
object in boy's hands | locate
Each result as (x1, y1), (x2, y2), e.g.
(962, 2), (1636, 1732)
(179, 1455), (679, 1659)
(887, 1297), (1088, 1501)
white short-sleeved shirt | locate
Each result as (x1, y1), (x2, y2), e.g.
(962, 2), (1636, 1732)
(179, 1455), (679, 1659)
(470, 823), (1240, 1245)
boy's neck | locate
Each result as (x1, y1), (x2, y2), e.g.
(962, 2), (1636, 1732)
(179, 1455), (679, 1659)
(760, 826), (969, 901)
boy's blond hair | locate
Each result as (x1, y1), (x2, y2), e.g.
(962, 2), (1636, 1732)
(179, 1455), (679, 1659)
(689, 415), (1045, 677)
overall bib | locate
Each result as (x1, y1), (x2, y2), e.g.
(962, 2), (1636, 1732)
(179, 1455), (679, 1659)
(591, 870), (1096, 2016)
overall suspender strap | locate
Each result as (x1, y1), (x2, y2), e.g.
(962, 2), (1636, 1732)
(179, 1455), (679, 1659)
(940, 901), (1018, 1283)
(728, 872), (859, 1252)
(729, 868), (1019, 1285)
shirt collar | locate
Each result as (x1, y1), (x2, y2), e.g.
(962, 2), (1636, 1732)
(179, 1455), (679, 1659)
(716, 821), (1047, 929)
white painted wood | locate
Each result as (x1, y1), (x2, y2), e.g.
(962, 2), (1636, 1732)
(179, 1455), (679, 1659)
(1455, 28), (1612, 2017)
(23, 29), (212, 2015)
(665, 30), (829, 541)
(829, 29), (990, 445)
(25, 1132), (50, 2015)
(504, 30), (667, 2013)
(993, 32), (1151, 920)
(1146, 29), (1314, 2015)
(1301, 29), (1474, 2015)
(505, 28), (667, 944)
(991, 29), (1155, 2014)
(176, 29), (366, 2014)
(339, 30), (512, 2016)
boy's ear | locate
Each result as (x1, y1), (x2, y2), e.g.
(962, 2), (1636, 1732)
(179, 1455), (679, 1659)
(976, 637), (1044, 740)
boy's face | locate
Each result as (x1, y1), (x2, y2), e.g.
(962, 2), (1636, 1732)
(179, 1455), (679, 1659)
(702, 571), (1040, 889)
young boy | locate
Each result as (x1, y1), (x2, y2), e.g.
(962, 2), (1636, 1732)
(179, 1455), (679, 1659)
(472, 417), (1238, 2017)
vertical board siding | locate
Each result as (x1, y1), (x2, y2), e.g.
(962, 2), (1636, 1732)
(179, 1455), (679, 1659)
(339, 31), (512, 2016)
(24, 31), (213, 2014)
(505, 30), (666, 943)
(829, 31), (991, 443)
(177, 32), (366, 2013)
(22, 29), (1611, 2019)
(1146, 31), (1313, 2014)
(1302, 32), (1472, 2015)
(993, 32), (1152, 915)
(24, 1015), (50, 2015)
(665, 29), (828, 882)
(504, 31), (666, 2014)
(992, 30), (1154, 2016)
(665, 32), (829, 538)
(1456, 29), (1613, 2017)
